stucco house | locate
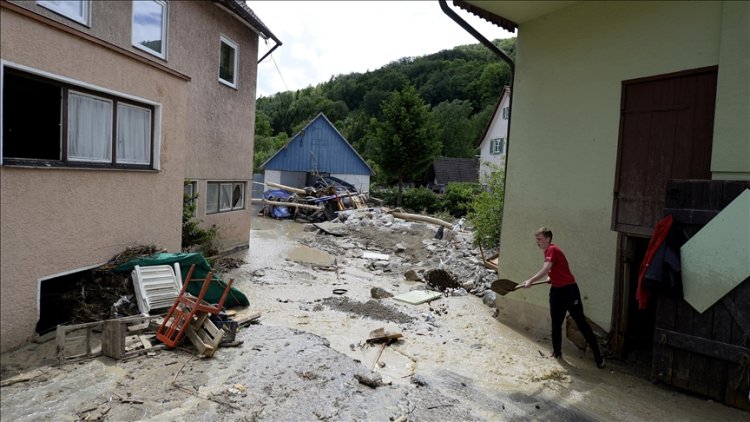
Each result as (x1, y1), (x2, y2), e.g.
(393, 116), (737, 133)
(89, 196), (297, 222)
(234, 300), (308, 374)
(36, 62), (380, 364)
(0, 0), (279, 351)
(446, 0), (749, 407)
(477, 86), (510, 184)
(259, 112), (374, 193)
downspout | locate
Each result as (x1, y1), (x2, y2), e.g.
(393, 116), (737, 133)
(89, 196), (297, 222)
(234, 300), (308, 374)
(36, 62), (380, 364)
(258, 38), (281, 64)
(439, 0), (515, 228)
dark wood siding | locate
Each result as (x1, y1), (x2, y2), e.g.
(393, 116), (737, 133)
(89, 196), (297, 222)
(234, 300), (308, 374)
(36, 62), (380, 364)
(613, 67), (717, 236)
(652, 180), (750, 411)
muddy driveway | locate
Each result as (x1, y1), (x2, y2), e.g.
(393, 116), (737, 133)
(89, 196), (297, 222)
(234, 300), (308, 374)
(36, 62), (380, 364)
(1, 214), (746, 421)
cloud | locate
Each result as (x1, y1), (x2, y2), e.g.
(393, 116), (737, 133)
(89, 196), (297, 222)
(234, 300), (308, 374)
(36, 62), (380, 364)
(250, 1), (513, 98)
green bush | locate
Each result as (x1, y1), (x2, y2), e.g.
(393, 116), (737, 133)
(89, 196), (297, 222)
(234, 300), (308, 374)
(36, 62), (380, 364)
(468, 168), (504, 249)
(402, 187), (443, 214)
(182, 182), (221, 256)
(371, 186), (443, 214)
(444, 182), (484, 217)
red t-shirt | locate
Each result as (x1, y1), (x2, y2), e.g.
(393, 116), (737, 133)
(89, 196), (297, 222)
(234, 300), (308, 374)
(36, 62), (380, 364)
(544, 244), (576, 287)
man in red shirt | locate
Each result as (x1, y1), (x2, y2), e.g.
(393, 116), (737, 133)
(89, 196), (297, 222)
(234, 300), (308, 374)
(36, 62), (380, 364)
(522, 227), (605, 368)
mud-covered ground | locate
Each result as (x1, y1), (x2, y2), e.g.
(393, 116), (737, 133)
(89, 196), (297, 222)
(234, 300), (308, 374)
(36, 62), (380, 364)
(1, 214), (747, 421)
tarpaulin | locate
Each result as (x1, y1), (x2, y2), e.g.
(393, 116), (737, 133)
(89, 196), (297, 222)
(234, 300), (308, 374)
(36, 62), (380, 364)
(114, 252), (249, 308)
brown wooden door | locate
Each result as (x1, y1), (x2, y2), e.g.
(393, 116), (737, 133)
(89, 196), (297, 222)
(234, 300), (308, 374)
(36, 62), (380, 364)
(612, 67), (717, 236)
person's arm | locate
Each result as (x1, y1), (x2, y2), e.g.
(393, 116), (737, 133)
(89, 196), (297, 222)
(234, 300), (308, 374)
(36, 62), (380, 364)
(522, 261), (552, 288)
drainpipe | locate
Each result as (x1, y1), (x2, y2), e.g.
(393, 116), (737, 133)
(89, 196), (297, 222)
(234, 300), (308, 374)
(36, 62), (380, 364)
(439, 0), (515, 225)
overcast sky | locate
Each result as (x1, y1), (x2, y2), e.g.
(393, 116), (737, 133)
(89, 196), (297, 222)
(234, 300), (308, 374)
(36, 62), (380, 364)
(249, 1), (514, 98)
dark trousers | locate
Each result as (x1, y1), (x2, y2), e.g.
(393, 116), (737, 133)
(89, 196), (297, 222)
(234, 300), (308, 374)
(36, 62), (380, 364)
(549, 283), (601, 358)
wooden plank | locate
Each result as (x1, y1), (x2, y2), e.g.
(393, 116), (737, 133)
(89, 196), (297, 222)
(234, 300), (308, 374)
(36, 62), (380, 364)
(652, 295), (677, 382)
(670, 299), (694, 390)
(236, 312), (262, 327)
(726, 282), (750, 410)
(708, 295), (733, 403)
(654, 328), (750, 364)
(687, 304), (713, 396)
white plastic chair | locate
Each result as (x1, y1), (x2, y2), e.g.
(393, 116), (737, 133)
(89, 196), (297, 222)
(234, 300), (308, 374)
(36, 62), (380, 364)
(131, 263), (183, 315)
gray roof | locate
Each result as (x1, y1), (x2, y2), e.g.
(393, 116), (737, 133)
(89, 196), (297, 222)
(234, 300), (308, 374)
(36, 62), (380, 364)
(433, 157), (479, 184)
(213, 0), (280, 44)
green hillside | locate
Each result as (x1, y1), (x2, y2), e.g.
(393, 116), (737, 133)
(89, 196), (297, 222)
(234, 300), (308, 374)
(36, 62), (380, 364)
(254, 37), (516, 183)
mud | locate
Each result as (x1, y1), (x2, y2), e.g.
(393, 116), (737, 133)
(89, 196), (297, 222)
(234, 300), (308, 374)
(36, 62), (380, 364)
(1, 215), (748, 421)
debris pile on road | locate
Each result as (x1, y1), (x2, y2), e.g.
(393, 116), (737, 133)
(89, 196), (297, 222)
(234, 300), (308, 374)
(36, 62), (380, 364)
(255, 179), (371, 223)
(299, 207), (500, 310)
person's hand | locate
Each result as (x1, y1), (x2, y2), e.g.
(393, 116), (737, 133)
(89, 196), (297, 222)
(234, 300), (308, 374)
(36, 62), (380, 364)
(522, 279), (532, 288)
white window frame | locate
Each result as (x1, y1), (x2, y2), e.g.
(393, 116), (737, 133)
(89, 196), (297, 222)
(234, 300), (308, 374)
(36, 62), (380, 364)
(502, 107), (509, 120)
(206, 181), (245, 214)
(37, 0), (91, 26)
(218, 35), (239, 89)
(131, 0), (168, 60)
(1, 62), (161, 170)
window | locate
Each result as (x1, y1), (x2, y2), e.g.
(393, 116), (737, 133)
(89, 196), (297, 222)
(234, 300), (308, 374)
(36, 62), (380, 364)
(132, 0), (167, 59)
(206, 182), (245, 214)
(502, 107), (510, 120)
(490, 137), (505, 155)
(37, 0), (90, 26)
(2, 69), (155, 169)
(184, 181), (197, 217)
(219, 35), (238, 88)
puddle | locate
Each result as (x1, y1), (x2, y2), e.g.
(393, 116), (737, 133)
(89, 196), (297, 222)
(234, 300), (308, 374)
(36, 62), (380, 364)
(286, 245), (335, 266)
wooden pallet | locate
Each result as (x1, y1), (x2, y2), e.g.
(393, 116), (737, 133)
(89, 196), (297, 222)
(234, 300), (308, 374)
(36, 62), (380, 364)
(101, 315), (165, 360)
(56, 321), (104, 362)
(184, 314), (224, 357)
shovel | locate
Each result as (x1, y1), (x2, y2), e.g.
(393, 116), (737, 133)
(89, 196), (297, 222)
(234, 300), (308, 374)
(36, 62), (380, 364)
(491, 278), (549, 296)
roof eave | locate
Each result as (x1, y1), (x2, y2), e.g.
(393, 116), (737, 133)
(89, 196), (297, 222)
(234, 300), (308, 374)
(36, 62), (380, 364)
(212, 0), (281, 44)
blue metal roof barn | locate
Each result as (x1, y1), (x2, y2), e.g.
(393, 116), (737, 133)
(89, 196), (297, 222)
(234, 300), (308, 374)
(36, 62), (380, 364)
(259, 113), (373, 175)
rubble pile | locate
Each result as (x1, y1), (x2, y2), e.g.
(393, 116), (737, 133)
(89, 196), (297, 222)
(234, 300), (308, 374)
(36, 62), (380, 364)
(258, 178), (371, 223)
(299, 208), (500, 309)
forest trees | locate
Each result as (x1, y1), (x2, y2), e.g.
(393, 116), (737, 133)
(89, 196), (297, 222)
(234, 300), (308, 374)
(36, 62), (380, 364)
(375, 84), (440, 206)
(254, 38), (516, 184)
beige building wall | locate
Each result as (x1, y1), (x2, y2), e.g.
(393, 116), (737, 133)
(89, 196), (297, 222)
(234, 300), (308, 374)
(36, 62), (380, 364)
(496, 1), (738, 334)
(173, 1), (258, 252)
(0, 7), (188, 351)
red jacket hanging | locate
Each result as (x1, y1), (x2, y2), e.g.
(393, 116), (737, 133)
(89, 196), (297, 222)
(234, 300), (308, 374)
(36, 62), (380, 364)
(636, 215), (673, 309)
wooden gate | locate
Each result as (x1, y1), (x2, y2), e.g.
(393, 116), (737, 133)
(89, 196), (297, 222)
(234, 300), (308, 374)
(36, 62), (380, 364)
(651, 180), (750, 410)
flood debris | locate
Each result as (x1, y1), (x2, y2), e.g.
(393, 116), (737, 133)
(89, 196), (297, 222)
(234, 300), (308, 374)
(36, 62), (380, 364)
(255, 179), (371, 223)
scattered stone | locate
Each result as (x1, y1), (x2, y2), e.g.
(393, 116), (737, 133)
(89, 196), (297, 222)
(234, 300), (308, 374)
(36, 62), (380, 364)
(404, 270), (420, 281)
(371, 287), (394, 299)
(411, 374), (429, 387)
(354, 371), (383, 388)
(482, 291), (497, 308)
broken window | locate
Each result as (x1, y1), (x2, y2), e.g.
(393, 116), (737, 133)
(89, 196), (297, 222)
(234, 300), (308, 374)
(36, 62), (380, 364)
(206, 182), (245, 214)
(2, 68), (155, 168)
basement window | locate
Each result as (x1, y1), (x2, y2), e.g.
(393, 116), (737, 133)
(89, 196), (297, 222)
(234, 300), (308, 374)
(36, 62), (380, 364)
(206, 182), (245, 214)
(2, 69), (155, 169)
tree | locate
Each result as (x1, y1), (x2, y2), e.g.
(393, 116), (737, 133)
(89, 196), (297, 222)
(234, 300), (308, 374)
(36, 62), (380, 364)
(468, 164), (505, 250)
(375, 84), (440, 205)
(431, 99), (476, 158)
